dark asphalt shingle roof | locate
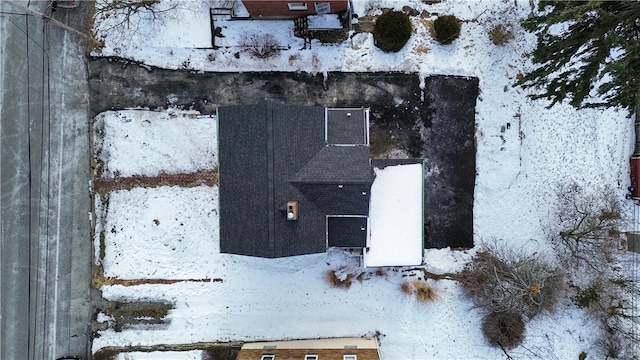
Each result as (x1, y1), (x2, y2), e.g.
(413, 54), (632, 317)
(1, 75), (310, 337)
(218, 103), (373, 258)
(217, 104), (270, 256)
(292, 183), (371, 216)
(326, 108), (368, 145)
(327, 216), (368, 248)
(291, 146), (373, 184)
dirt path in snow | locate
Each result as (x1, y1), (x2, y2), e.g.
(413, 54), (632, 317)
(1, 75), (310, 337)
(94, 169), (218, 193)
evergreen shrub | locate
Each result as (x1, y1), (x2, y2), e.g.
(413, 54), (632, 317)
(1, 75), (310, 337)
(373, 11), (412, 52)
(433, 15), (462, 44)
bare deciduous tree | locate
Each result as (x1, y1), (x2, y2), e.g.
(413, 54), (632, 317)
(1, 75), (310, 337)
(548, 183), (639, 358)
(93, 0), (179, 46)
(550, 183), (625, 274)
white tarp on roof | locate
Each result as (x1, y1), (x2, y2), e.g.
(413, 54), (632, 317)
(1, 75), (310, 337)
(365, 164), (423, 267)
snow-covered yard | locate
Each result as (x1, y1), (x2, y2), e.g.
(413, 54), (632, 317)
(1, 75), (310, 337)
(90, 0), (638, 359)
(93, 110), (217, 178)
(97, 185), (219, 279)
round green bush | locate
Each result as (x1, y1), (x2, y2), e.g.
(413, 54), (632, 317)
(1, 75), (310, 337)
(433, 15), (462, 44)
(373, 11), (412, 52)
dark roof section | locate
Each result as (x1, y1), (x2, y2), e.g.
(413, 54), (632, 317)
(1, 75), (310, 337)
(291, 146), (373, 184)
(326, 108), (368, 145)
(292, 183), (370, 215)
(219, 103), (373, 258)
(327, 217), (368, 247)
(218, 104), (271, 257)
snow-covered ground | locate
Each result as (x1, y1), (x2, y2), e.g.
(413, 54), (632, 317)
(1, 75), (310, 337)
(94, 109), (217, 178)
(91, 0), (637, 359)
(97, 185), (219, 279)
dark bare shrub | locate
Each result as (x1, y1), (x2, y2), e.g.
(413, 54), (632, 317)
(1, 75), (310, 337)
(240, 32), (281, 59)
(489, 24), (514, 46)
(460, 247), (563, 320)
(433, 15), (462, 44)
(482, 312), (525, 349)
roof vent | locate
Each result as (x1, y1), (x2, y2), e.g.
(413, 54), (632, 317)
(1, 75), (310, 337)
(346, 112), (352, 117)
(287, 200), (299, 221)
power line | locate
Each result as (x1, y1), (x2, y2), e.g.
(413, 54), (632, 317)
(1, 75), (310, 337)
(41, 12), (52, 360)
(24, 9), (36, 360)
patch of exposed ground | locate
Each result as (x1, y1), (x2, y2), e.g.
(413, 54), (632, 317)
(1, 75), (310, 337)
(94, 169), (218, 193)
(104, 300), (174, 332)
(91, 265), (222, 288)
(354, 15), (376, 33)
(370, 123), (401, 158)
(93, 342), (242, 360)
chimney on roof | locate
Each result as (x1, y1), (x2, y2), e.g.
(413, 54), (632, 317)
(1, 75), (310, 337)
(286, 200), (299, 221)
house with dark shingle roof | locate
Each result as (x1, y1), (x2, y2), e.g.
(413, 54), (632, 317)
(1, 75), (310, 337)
(218, 103), (375, 258)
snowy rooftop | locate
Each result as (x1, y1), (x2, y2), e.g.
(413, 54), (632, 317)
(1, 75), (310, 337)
(366, 164), (424, 267)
